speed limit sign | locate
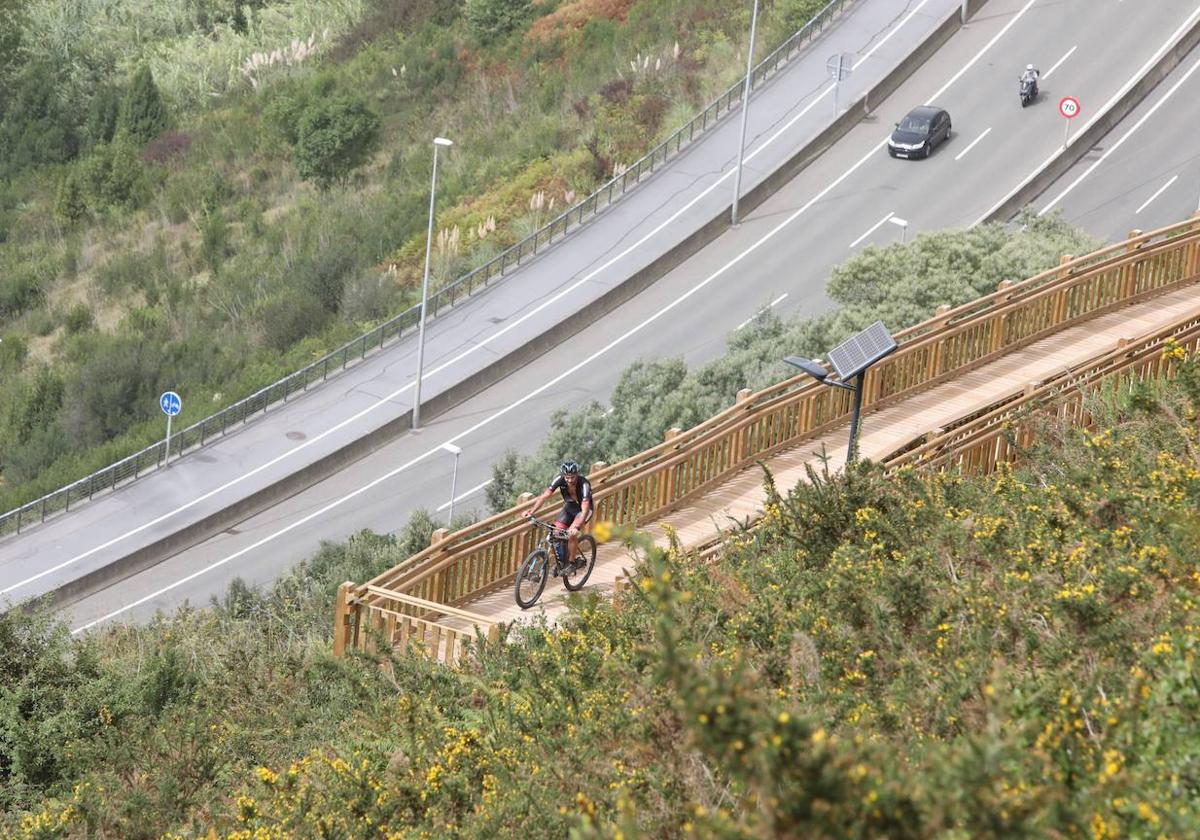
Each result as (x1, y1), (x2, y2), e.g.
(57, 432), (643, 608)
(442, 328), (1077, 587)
(1058, 96), (1080, 119)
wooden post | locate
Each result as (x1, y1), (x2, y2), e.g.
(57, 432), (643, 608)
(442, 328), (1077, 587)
(733, 389), (753, 462)
(332, 581), (355, 658)
(429, 528), (450, 604)
(516, 492), (535, 557)
(1053, 255), (1073, 323)
(661, 428), (682, 508)
(1123, 230), (1141, 299)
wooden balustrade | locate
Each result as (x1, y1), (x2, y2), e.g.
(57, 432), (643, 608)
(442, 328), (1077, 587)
(337, 214), (1200, 663)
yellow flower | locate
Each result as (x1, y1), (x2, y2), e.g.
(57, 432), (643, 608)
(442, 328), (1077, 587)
(592, 520), (613, 544)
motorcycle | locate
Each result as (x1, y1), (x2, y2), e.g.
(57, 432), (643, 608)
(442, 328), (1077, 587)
(1019, 76), (1038, 107)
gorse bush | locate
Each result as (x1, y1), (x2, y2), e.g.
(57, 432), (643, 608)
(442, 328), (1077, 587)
(5, 355), (1200, 836)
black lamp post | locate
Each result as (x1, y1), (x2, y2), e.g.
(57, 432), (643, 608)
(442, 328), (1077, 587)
(783, 320), (897, 465)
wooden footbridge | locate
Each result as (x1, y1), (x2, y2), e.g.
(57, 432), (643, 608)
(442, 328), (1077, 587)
(332, 215), (1200, 664)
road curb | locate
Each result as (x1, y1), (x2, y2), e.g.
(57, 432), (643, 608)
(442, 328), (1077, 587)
(25, 0), (987, 616)
(981, 10), (1200, 223)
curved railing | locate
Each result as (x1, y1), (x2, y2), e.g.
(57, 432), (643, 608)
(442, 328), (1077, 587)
(0, 0), (855, 540)
(334, 215), (1200, 661)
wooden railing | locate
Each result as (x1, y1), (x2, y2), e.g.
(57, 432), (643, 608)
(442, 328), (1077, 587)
(333, 214), (1200, 663)
(882, 312), (1200, 474)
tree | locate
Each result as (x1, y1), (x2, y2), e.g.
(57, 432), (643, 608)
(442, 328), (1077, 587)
(84, 85), (123, 151)
(464, 0), (532, 43)
(54, 174), (87, 226)
(293, 97), (380, 189)
(118, 65), (170, 146)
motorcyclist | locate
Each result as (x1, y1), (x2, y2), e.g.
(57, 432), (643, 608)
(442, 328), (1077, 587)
(1020, 64), (1040, 97)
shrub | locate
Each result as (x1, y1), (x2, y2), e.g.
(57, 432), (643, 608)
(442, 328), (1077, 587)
(81, 140), (146, 209)
(118, 65), (170, 146)
(64, 302), (95, 334)
(83, 84), (123, 152)
(0, 331), (28, 373)
(54, 174), (88, 227)
(256, 289), (331, 351)
(293, 96), (381, 188)
(464, 0), (533, 43)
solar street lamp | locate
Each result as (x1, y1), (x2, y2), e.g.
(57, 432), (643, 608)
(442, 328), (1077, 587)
(784, 320), (898, 463)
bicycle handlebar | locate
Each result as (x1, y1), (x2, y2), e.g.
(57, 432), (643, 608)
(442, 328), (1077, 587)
(527, 515), (570, 539)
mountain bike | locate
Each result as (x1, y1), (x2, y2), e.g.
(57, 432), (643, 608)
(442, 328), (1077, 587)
(514, 516), (598, 609)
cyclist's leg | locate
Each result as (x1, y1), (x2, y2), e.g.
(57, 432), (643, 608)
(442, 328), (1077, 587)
(554, 505), (574, 563)
(557, 502), (582, 564)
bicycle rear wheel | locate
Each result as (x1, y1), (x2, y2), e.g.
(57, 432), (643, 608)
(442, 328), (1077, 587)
(562, 534), (597, 591)
(515, 549), (550, 609)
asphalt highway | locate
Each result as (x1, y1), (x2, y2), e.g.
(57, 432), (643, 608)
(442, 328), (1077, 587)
(48, 0), (1200, 630)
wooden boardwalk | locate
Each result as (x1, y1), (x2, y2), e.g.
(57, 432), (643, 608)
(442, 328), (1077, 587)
(438, 283), (1200, 633)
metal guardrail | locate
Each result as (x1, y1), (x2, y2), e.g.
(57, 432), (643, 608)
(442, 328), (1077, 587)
(0, 0), (852, 539)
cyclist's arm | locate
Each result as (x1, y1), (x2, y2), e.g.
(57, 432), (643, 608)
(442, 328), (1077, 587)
(524, 486), (555, 517)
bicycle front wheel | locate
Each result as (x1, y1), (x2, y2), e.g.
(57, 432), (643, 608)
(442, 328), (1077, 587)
(515, 549), (550, 609)
(562, 534), (597, 592)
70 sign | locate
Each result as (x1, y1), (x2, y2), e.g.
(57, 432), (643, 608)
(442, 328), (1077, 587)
(1059, 96), (1081, 146)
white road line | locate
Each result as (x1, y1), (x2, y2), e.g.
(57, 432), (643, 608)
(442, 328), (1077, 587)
(849, 212), (895, 248)
(436, 479), (493, 512)
(1043, 45), (1077, 80)
(1040, 51), (1200, 215)
(12, 0), (940, 600)
(955, 126), (992, 161)
(1134, 174), (1179, 215)
(70, 0), (1040, 632)
(737, 293), (791, 329)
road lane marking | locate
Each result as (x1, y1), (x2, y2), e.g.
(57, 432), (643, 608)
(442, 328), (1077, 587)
(10, 0), (940, 599)
(1134, 174), (1178, 214)
(436, 479), (493, 513)
(849, 212), (895, 248)
(954, 127), (992, 161)
(1043, 45), (1077, 79)
(69, 0), (1042, 632)
(1039, 51), (1200, 214)
(736, 293), (791, 330)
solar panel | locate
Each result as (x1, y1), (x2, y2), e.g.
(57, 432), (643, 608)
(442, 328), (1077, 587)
(827, 320), (897, 380)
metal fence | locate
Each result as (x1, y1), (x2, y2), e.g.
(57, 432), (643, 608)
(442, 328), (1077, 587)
(0, 0), (852, 539)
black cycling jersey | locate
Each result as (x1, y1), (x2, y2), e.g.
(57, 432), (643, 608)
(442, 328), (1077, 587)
(548, 474), (593, 506)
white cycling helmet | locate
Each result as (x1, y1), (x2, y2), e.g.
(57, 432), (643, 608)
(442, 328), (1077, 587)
(1026, 64), (1034, 71)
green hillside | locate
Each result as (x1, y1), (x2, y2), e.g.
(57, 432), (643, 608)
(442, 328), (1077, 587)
(0, 0), (826, 512)
(3, 352), (1198, 838)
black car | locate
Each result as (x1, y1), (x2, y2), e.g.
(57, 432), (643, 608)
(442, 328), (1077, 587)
(887, 106), (951, 159)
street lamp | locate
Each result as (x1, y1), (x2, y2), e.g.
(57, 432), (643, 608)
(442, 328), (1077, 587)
(889, 215), (909, 244)
(442, 441), (462, 523)
(784, 321), (898, 464)
(412, 136), (454, 431)
(731, 0), (761, 226)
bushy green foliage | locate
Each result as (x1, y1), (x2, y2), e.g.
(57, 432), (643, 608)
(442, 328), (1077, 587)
(118, 66), (171, 146)
(293, 96), (381, 188)
(6, 363), (1200, 836)
(489, 212), (1100, 509)
(464, 0), (532, 43)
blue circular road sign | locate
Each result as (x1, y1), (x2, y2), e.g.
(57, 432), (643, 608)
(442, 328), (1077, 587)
(160, 390), (182, 416)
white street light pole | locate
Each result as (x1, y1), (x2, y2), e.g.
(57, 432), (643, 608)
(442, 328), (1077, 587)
(731, 0), (760, 226)
(442, 442), (462, 523)
(412, 136), (454, 431)
(889, 216), (909, 244)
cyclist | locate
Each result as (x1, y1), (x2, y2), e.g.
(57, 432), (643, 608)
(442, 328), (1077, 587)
(523, 460), (593, 570)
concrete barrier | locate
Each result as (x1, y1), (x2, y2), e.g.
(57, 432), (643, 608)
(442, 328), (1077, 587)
(30, 0), (991, 613)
